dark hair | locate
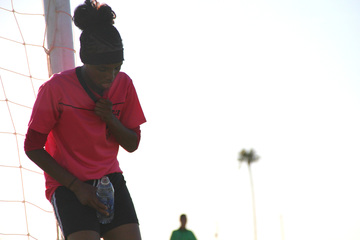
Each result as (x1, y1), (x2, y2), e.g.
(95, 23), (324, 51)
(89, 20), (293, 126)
(73, 0), (116, 31)
(73, 0), (124, 64)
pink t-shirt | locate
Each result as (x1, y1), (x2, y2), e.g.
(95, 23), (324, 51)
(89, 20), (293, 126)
(28, 68), (146, 200)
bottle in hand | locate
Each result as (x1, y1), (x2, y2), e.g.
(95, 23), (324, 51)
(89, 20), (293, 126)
(96, 176), (114, 224)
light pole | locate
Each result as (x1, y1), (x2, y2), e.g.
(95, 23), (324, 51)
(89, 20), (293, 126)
(238, 149), (260, 240)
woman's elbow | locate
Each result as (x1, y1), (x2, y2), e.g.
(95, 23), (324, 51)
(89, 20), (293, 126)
(125, 144), (139, 153)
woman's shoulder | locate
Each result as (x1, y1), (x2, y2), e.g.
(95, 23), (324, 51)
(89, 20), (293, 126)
(50, 68), (77, 82)
(114, 71), (134, 88)
(42, 68), (78, 87)
(36, 68), (77, 97)
(117, 71), (132, 82)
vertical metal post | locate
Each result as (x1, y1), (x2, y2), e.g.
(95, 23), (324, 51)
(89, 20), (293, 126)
(43, 0), (75, 76)
(43, 1), (75, 239)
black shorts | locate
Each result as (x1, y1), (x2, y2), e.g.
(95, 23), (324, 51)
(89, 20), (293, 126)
(51, 173), (138, 239)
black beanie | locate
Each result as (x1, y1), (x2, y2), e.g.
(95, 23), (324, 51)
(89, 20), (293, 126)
(80, 25), (124, 64)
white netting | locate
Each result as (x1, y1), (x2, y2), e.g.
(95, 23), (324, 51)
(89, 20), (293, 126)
(0, 1), (73, 239)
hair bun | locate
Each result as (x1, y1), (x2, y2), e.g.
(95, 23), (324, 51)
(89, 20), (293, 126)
(73, 0), (116, 31)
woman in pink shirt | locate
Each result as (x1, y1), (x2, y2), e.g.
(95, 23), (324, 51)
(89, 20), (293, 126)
(24, 1), (146, 239)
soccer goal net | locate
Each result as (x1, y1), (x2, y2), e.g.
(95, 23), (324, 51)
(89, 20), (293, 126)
(0, 1), (74, 239)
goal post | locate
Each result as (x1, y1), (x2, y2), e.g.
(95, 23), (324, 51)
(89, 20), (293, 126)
(0, 0), (75, 239)
(44, 0), (75, 76)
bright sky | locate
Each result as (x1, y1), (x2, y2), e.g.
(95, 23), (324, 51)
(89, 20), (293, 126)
(1, 0), (360, 240)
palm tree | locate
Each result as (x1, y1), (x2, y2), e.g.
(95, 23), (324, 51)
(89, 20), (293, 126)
(238, 149), (260, 240)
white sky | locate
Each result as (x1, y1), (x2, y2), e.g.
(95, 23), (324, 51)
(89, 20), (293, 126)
(1, 0), (360, 240)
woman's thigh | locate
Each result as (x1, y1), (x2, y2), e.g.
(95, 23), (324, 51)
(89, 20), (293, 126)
(68, 230), (100, 240)
(103, 223), (141, 240)
(52, 186), (100, 238)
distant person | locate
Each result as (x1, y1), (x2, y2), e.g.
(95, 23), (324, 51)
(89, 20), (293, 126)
(170, 214), (197, 240)
(24, 0), (146, 239)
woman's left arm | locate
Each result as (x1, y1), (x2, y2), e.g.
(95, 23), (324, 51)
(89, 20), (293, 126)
(95, 98), (139, 152)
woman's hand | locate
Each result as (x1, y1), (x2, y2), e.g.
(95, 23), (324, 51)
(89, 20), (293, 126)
(70, 179), (109, 216)
(94, 98), (114, 123)
(94, 98), (139, 152)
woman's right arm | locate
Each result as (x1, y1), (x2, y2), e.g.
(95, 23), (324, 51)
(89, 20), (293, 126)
(26, 149), (108, 215)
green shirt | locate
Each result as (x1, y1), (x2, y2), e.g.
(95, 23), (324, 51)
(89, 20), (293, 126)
(170, 229), (197, 240)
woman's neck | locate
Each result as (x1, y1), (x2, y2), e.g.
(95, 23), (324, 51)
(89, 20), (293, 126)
(80, 66), (104, 96)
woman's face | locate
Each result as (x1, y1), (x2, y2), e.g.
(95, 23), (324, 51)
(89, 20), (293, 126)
(84, 62), (122, 90)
